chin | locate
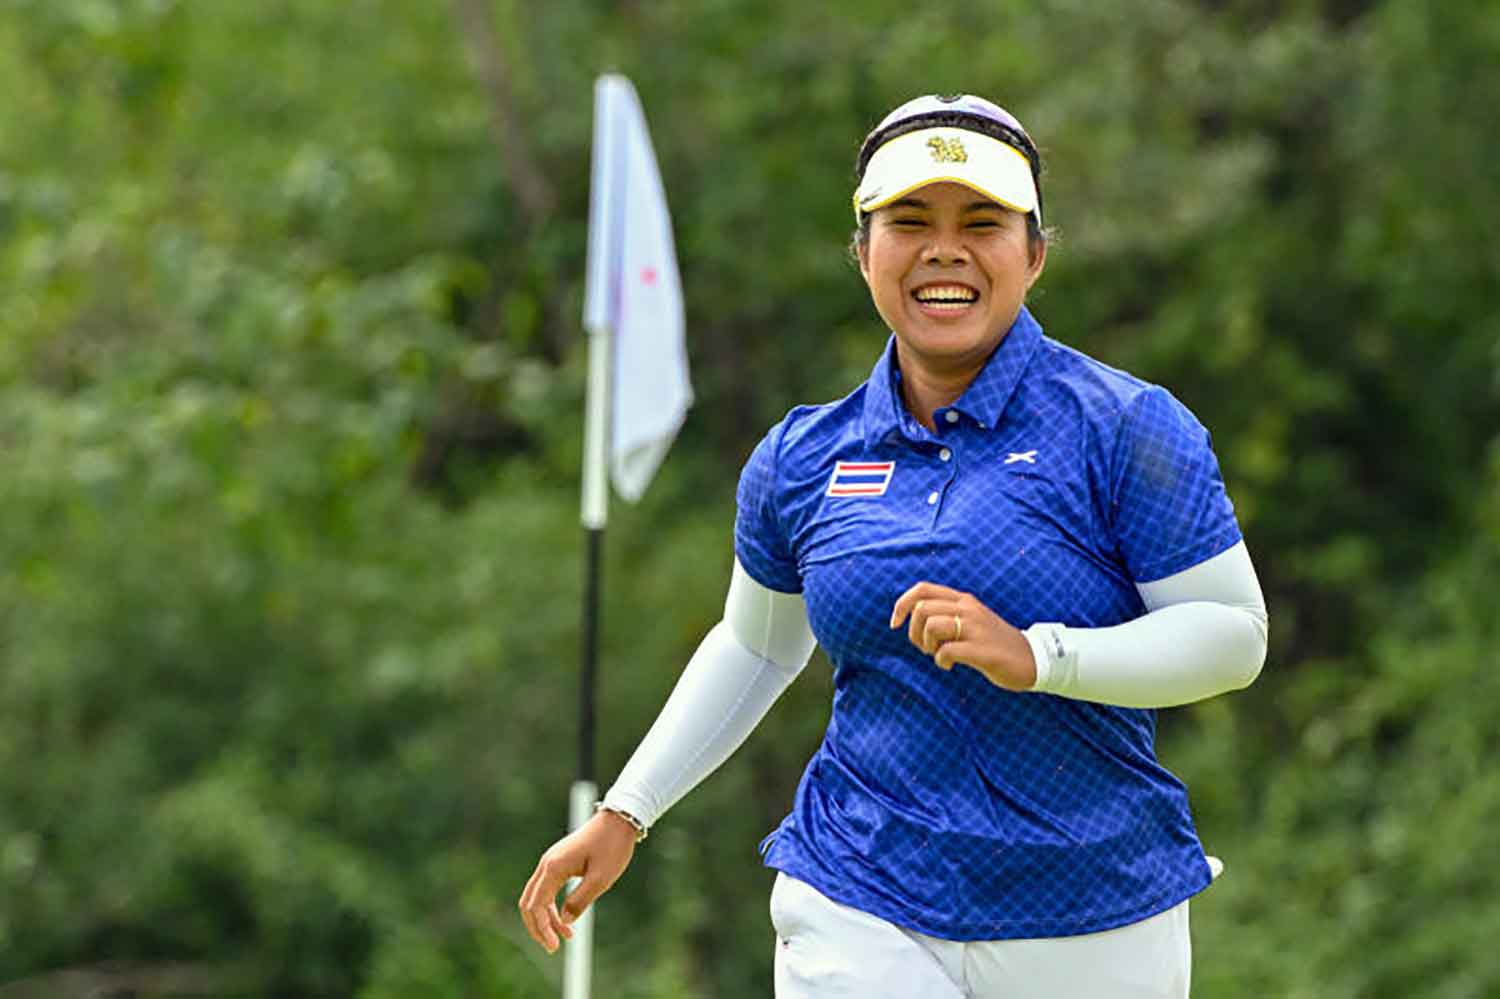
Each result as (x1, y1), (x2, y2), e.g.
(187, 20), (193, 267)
(908, 316), (989, 343)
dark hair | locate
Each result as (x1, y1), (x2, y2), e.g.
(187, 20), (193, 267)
(849, 109), (1049, 264)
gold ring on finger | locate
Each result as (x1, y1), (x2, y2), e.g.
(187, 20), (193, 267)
(953, 614), (962, 642)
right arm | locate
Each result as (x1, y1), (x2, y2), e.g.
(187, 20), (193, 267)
(517, 560), (816, 952)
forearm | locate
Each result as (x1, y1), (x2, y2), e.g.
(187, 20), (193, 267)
(602, 622), (796, 828)
(603, 561), (815, 830)
(1025, 541), (1268, 708)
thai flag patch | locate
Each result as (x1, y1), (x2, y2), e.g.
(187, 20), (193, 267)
(826, 460), (895, 497)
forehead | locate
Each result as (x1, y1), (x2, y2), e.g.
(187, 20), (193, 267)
(879, 181), (1016, 212)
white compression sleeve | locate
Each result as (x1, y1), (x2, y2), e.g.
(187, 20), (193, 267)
(602, 560), (816, 830)
(1024, 541), (1268, 708)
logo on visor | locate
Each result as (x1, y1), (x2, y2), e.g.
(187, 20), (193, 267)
(926, 136), (968, 164)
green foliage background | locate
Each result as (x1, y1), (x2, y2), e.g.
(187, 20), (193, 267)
(1, 1), (1496, 996)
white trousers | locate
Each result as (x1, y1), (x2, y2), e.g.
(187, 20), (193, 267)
(770, 873), (1191, 999)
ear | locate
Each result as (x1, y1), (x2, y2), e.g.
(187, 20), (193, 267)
(1024, 232), (1048, 289)
(856, 235), (872, 285)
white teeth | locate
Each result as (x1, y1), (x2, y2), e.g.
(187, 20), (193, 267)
(914, 286), (977, 303)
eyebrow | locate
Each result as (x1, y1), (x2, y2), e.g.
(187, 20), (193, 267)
(885, 197), (1008, 213)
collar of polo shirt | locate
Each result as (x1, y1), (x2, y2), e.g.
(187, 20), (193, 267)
(861, 306), (1045, 447)
(853, 127), (1040, 222)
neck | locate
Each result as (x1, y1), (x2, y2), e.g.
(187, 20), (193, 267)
(895, 335), (1007, 431)
(898, 360), (972, 431)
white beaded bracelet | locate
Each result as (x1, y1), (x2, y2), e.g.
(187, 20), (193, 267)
(594, 801), (648, 842)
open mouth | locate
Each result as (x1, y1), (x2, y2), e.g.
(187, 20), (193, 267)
(911, 283), (979, 312)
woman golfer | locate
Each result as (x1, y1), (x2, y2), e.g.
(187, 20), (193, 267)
(520, 93), (1268, 998)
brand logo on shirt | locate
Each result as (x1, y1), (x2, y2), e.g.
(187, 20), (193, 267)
(1004, 450), (1038, 465)
(826, 461), (895, 497)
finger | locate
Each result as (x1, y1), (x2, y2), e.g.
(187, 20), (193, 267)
(906, 599), (929, 650)
(519, 858), (569, 951)
(522, 897), (559, 953)
(889, 583), (929, 628)
(518, 869), (552, 950)
(891, 583), (951, 627)
(909, 599), (959, 655)
(548, 899), (574, 940)
(890, 582), (966, 627)
(920, 610), (962, 658)
(520, 860), (562, 921)
(525, 904), (560, 953)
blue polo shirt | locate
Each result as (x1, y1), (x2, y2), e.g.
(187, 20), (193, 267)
(735, 305), (1242, 940)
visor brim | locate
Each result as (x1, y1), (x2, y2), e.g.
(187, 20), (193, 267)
(853, 127), (1039, 222)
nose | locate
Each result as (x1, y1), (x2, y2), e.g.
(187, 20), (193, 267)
(922, 224), (969, 266)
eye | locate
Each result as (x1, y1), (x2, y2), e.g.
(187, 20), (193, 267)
(889, 217), (926, 228)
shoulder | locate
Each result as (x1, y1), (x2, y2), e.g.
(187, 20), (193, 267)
(734, 384), (870, 587)
(1030, 335), (1208, 435)
(745, 384), (870, 481)
(1030, 336), (1156, 417)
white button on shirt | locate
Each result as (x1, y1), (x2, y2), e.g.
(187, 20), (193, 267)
(944, 410), (959, 424)
(927, 492), (939, 505)
(940, 448), (952, 462)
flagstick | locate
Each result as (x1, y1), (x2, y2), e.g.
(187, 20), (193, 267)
(569, 73), (615, 999)
(578, 521), (602, 787)
(564, 323), (611, 999)
(562, 776), (596, 999)
(564, 529), (598, 999)
(579, 322), (609, 788)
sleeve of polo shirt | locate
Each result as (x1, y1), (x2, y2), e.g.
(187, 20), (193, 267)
(734, 419), (803, 594)
(1109, 386), (1243, 583)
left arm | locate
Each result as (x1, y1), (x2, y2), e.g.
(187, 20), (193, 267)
(1024, 540), (1266, 707)
(891, 540), (1267, 708)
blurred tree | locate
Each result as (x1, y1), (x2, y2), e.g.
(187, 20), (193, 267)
(0, 0), (1494, 996)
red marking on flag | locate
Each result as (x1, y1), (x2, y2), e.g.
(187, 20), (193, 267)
(641, 266), (658, 285)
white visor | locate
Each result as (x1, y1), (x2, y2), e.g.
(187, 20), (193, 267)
(853, 126), (1039, 222)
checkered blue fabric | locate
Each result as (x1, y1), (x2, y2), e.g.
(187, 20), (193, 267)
(735, 306), (1241, 940)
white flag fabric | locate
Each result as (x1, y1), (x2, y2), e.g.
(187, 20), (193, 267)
(583, 74), (692, 503)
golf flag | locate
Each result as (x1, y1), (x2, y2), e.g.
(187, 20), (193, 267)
(567, 76), (689, 999)
(583, 73), (692, 505)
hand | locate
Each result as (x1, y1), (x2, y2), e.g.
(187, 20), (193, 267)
(518, 810), (639, 953)
(889, 582), (1038, 690)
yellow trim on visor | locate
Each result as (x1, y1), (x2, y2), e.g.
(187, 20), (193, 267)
(853, 126), (1038, 222)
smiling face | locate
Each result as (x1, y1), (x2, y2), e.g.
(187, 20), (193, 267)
(857, 181), (1046, 377)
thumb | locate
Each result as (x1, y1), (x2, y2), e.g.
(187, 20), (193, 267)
(560, 871), (610, 924)
(933, 641), (974, 671)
